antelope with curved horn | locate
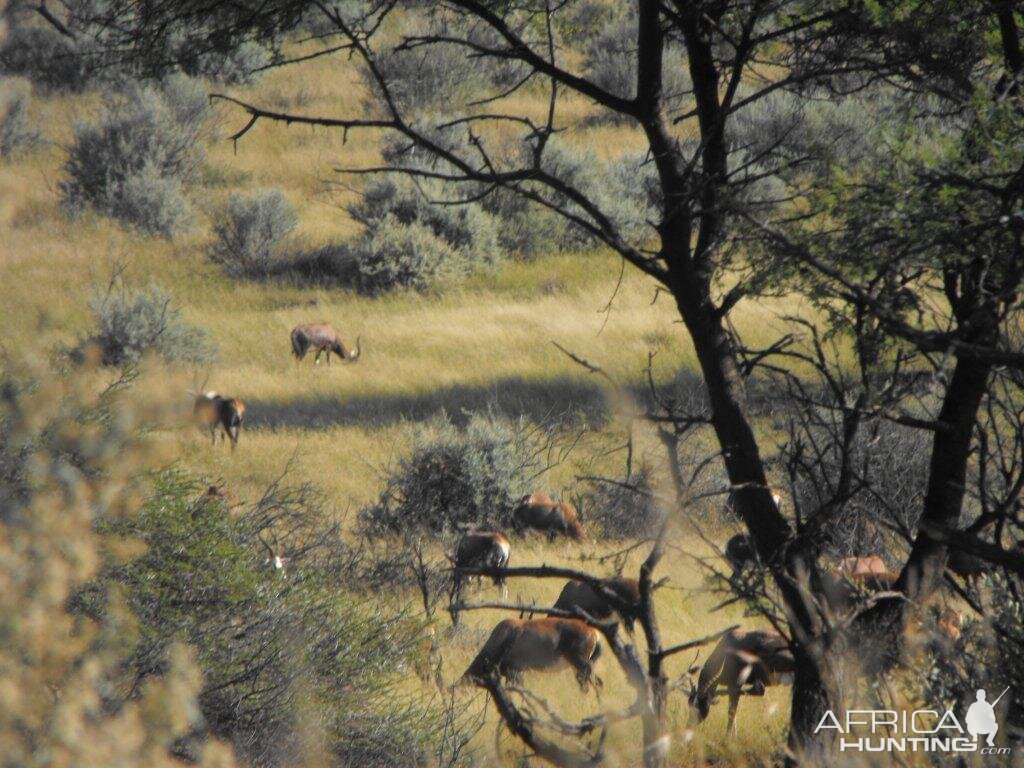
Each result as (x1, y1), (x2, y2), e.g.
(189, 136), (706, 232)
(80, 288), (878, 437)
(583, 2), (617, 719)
(688, 629), (794, 735)
(460, 617), (603, 693)
(193, 392), (246, 450)
(291, 322), (360, 366)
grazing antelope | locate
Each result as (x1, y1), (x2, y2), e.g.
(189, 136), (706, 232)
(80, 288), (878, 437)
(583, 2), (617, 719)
(822, 568), (899, 611)
(512, 493), (588, 541)
(836, 555), (889, 577)
(290, 323), (361, 366)
(724, 533), (755, 575)
(553, 577), (641, 633)
(194, 392), (246, 450)
(461, 617), (603, 692)
(688, 629), (794, 735)
(451, 532), (511, 624)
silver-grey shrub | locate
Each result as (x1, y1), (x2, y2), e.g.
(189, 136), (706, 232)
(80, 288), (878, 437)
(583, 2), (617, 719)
(60, 75), (207, 235)
(355, 216), (467, 294)
(0, 24), (93, 92)
(191, 40), (272, 85)
(350, 176), (498, 264)
(210, 189), (299, 278)
(358, 413), (542, 536)
(80, 282), (215, 366)
(0, 78), (38, 159)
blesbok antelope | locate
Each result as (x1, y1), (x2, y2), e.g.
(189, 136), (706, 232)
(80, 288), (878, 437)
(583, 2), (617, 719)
(821, 568), (899, 612)
(836, 555), (889, 577)
(451, 532), (511, 622)
(553, 577), (641, 633)
(512, 493), (588, 541)
(290, 322), (361, 366)
(688, 629), (795, 735)
(461, 617), (603, 692)
(193, 392), (246, 450)
(724, 533), (755, 575)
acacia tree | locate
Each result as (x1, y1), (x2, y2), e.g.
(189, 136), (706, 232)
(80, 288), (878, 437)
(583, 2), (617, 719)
(50, 0), (1024, 762)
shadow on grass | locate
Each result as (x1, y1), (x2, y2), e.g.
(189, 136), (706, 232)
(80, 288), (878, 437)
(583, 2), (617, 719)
(246, 376), (613, 431)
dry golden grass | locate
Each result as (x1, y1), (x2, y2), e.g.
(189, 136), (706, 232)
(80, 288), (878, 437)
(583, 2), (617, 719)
(0, 44), (812, 767)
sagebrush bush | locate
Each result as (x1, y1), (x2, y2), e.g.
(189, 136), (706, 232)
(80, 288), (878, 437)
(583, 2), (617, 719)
(582, 465), (663, 539)
(350, 176), (498, 264)
(210, 189), (299, 278)
(0, 77), (37, 158)
(359, 413), (543, 536)
(60, 75), (207, 234)
(191, 40), (273, 84)
(0, 23), (93, 91)
(479, 186), (574, 259)
(354, 216), (467, 294)
(79, 281), (215, 366)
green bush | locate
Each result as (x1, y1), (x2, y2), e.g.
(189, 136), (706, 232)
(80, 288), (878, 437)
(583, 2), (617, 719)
(96, 472), (457, 768)
(79, 281), (215, 367)
(359, 413), (543, 536)
(210, 189), (299, 278)
(0, 361), (240, 768)
(60, 75), (207, 234)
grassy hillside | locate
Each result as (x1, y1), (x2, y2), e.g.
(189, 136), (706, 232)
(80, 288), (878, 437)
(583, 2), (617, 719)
(0, 48), (808, 766)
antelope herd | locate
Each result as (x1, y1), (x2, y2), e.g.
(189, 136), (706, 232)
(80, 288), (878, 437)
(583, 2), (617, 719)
(190, 327), (988, 740)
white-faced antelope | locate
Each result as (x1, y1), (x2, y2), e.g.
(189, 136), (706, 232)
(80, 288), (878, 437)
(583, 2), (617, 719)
(461, 617), (603, 693)
(193, 392), (246, 450)
(450, 531), (511, 625)
(553, 577), (641, 633)
(512, 493), (588, 541)
(688, 629), (794, 735)
(290, 322), (360, 366)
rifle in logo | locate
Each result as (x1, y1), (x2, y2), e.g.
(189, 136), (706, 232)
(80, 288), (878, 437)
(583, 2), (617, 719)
(965, 687), (1009, 747)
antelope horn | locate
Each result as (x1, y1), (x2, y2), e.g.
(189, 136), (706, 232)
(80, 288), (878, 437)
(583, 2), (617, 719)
(349, 336), (361, 361)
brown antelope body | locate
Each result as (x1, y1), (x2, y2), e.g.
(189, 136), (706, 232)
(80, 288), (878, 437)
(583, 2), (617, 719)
(553, 577), (641, 632)
(822, 568), (899, 611)
(291, 323), (361, 366)
(452, 531), (511, 603)
(461, 617), (602, 692)
(689, 629), (794, 735)
(512, 494), (587, 541)
(194, 392), (246, 450)
(837, 555), (889, 577)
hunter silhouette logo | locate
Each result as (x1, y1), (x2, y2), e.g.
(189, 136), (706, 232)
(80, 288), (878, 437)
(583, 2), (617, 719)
(815, 686), (1011, 755)
(965, 688), (1008, 747)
